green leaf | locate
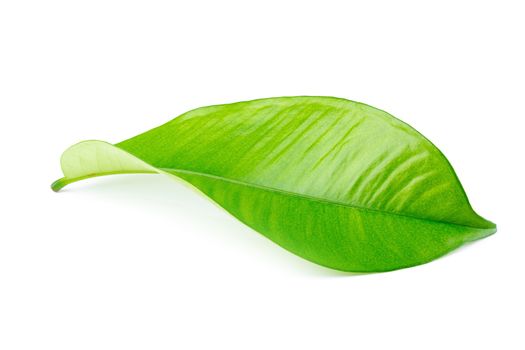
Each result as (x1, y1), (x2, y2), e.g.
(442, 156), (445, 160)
(52, 96), (495, 272)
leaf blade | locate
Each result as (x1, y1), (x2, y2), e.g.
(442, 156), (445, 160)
(52, 96), (496, 272)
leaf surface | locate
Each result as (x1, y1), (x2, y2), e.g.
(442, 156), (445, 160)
(52, 97), (495, 272)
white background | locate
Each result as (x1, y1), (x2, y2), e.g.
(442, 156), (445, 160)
(1, 1), (523, 349)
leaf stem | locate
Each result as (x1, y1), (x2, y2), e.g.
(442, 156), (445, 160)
(51, 171), (157, 192)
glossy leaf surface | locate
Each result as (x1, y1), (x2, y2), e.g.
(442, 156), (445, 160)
(52, 97), (495, 272)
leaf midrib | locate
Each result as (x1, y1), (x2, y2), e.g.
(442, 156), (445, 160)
(163, 168), (494, 231)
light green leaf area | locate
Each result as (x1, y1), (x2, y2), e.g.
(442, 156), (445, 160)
(52, 97), (495, 272)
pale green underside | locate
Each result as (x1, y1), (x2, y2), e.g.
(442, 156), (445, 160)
(52, 97), (496, 272)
